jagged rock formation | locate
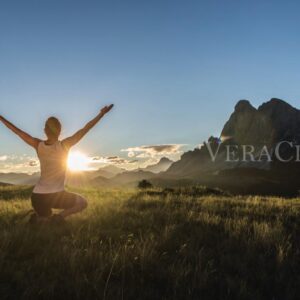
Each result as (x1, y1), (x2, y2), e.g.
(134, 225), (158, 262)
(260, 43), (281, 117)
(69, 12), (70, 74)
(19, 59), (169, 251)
(163, 98), (300, 195)
(221, 98), (300, 148)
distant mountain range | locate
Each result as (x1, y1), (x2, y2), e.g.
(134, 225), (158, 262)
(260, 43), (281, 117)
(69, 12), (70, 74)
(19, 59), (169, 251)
(142, 157), (173, 173)
(0, 172), (40, 185)
(66, 157), (173, 187)
(1, 98), (300, 196)
(0, 156), (173, 188)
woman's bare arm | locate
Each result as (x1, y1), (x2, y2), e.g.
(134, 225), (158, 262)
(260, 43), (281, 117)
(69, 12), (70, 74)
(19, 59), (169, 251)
(62, 104), (114, 150)
(0, 115), (41, 150)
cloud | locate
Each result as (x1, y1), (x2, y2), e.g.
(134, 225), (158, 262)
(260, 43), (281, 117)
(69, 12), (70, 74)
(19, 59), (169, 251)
(0, 154), (40, 173)
(89, 155), (138, 167)
(107, 156), (119, 160)
(129, 159), (139, 163)
(136, 153), (149, 158)
(107, 157), (127, 164)
(92, 156), (101, 161)
(105, 156), (141, 166)
(29, 160), (39, 167)
(128, 151), (135, 158)
(0, 145), (183, 174)
(121, 144), (185, 158)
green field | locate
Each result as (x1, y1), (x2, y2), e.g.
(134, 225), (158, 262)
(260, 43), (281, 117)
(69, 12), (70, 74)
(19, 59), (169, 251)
(0, 185), (300, 300)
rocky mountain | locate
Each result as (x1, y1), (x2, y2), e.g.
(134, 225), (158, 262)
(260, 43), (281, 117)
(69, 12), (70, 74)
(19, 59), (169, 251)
(221, 98), (300, 150)
(165, 136), (235, 178)
(162, 98), (300, 195)
(166, 98), (300, 177)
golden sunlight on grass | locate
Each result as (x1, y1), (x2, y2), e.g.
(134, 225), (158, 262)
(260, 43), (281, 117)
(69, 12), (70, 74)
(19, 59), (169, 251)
(67, 151), (91, 172)
(1, 186), (300, 299)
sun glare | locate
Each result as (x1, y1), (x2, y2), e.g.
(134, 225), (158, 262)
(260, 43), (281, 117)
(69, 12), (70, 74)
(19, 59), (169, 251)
(67, 151), (90, 172)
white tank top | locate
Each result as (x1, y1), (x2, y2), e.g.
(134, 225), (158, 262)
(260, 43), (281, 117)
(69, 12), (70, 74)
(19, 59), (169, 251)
(33, 141), (68, 194)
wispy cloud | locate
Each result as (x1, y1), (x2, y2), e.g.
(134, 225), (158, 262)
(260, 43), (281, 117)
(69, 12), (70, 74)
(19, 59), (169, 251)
(0, 143), (185, 174)
(0, 154), (39, 173)
(0, 155), (8, 161)
(0, 153), (139, 173)
(121, 144), (185, 158)
(90, 155), (138, 168)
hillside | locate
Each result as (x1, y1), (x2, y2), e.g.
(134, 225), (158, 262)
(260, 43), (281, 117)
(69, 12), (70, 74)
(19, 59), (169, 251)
(92, 169), (156, 187)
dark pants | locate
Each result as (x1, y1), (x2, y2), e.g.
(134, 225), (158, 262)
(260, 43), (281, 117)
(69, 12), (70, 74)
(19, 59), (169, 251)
(31, 191), (78, 217)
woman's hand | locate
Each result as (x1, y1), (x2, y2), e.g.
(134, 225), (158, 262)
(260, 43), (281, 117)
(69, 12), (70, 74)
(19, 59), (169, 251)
(100, 104), (114, 116)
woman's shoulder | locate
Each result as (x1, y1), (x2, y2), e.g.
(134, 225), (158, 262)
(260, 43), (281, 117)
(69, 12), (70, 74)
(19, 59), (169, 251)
(58, 140), (69, 152)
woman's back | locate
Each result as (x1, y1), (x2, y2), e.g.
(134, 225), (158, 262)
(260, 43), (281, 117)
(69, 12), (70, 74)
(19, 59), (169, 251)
(33, 141), (68, 194)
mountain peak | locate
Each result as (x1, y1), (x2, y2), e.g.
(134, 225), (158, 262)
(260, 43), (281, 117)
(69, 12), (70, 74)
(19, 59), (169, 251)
(158, 157), (173, 163)
(234, 100), (256, 113)
(221, 98), (300, 146)
(258, 98), (296, 112)
(143, 157), (174, 173)
(166, 98), (300, 182)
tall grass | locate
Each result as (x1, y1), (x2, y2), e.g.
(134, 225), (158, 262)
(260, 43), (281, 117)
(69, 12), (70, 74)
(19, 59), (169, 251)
(0, 186), (300, 300)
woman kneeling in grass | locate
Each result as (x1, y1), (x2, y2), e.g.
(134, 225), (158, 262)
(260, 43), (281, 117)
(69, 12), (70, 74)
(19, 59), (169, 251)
(0, 104), (113, 224)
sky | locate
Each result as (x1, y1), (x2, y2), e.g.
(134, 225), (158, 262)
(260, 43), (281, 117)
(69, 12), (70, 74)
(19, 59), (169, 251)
(1, 0), (300, 172)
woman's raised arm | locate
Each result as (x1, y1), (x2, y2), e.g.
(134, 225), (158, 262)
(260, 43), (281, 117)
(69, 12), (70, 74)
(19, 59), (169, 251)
(62, 104), (114, 150)
(0, 115), (41, 150)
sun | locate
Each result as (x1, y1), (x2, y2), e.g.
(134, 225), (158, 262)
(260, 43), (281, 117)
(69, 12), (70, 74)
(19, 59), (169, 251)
(67, 151), (90, 172)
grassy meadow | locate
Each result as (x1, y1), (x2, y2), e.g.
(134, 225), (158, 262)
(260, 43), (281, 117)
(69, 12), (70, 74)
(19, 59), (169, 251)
(0, 185), (300, 300)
